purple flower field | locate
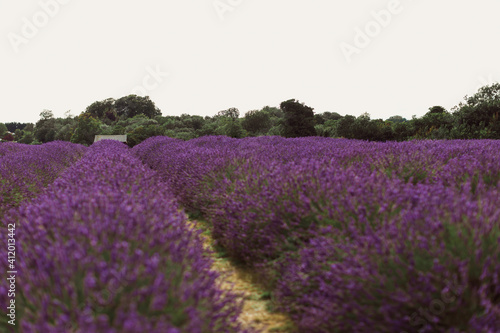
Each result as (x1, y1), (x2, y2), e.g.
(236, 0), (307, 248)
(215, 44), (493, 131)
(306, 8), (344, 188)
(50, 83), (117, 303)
(134, 136), (500, 333)
(1, 140), (245, 333)
(0, 141), (86, 216)
(1, 137), (499, 332)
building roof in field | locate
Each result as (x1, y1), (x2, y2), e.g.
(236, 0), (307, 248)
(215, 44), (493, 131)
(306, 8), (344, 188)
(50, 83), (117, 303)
(94, 135), (127, 143)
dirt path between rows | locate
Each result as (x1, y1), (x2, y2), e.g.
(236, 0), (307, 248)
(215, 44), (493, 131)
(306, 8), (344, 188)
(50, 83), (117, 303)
(187, 219), (293, 333)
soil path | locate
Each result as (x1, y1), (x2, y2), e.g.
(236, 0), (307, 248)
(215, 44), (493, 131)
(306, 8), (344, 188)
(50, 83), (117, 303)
(187, 219), (293, 333)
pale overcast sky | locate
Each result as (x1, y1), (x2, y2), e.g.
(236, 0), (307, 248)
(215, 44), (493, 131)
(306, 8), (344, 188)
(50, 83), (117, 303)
(1, 0), (499, 124)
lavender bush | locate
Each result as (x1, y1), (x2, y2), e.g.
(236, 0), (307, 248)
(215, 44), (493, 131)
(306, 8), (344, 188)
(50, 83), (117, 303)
(1, 140), (246, 333)
(135, 137), (500, 332)
(0, 142), (31, 158)
(0, 141), (87, 215)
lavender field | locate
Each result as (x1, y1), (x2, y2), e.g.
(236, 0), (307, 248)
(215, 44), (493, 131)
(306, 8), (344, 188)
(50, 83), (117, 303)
(1, 137), (500, 332)
(1, 141), (245, 333)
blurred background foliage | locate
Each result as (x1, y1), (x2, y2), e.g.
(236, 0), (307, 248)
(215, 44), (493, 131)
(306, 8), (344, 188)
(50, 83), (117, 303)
(2, 83), (500, 146)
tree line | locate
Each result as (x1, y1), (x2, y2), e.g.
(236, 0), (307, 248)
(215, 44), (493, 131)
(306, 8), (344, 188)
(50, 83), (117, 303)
(2, 83), (499, 146)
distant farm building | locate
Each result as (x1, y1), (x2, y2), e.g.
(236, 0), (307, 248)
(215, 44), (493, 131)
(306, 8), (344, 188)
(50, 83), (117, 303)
(94, 135), (127, 143)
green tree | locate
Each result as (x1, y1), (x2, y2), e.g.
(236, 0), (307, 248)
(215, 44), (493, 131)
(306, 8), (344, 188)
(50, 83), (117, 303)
(180, 114), (205, 131)
(452, 84), (500, 139)
(84, 95), (161, 123)
(280, 99), (316, 138)
(265, 106), (285, 134)
(24, 123), (34, 132)
(5, 122), (27, 132)
(14, 129), (23, 140)
(314, 112), (342, 125)
(336, 115), (356, 138)
(224, 120), (244, 138)
(158, 116), (183, 130)
(267, 125), (283, 136)
(314, 114), (326, 125)
(314, 124), (333, 137)
(0, 123), (7, 138)
(34, 110), (57, 143)
(242, 109), (271, 136)
(351, 113), (381, 141)
(322, 112), (342, 121)
(387, 115), (407, 124)
(262, 106), (283, 118)
(215, 108), (243, 138)
(115, 95), (161, 119)
(71, 113), (102, 145)
(199, 121), (218, 136)
(217, 107), (239, 119)
(166, 127), (197, 141)
(120, 114), (159, 133)
(409, 106), (453, 139)
(127, 124), (164, 146)
(85, 98), (116, 123)
(374, 119), (394, 141)
(39, 110), (54, 120)
(55, 124), (76, 141)
(111, 125), (126, 135)
(428, 106), (447, 114)
(19, 132), (34, 144)
(393, 122), (411, 141)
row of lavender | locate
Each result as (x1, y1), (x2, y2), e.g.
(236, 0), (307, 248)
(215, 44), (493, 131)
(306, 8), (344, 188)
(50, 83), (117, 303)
(1, 140), (246, 332)
(134, 136), (500, 333)
(0, 141), (87, 215)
